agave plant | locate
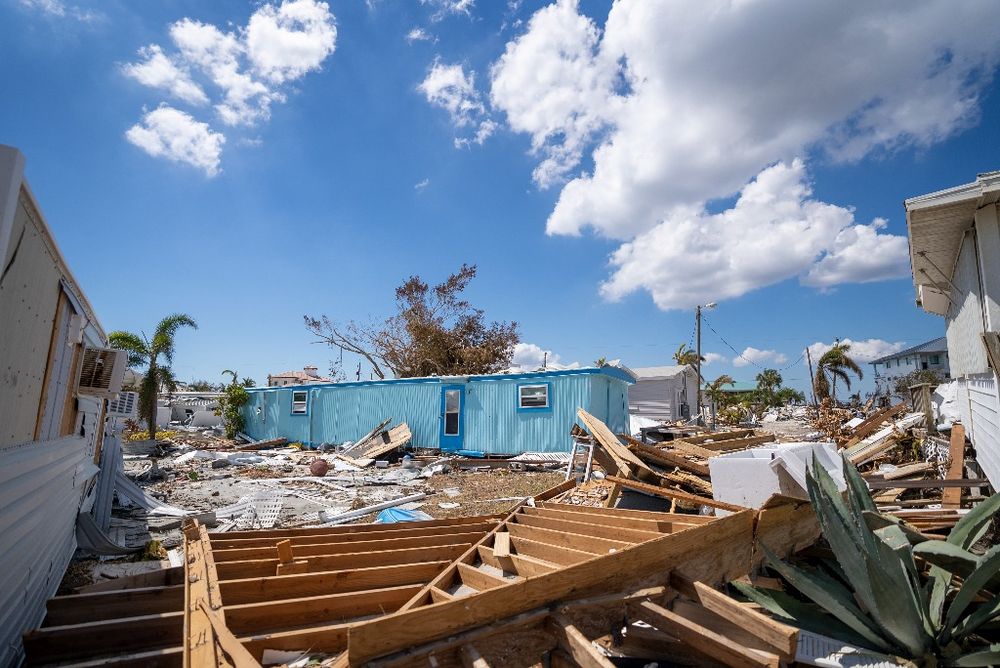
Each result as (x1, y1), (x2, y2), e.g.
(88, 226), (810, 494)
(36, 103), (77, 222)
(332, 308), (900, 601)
(737, 453), (1000, 667)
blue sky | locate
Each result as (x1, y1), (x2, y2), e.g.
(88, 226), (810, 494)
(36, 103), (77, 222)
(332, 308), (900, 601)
(2, 0), (998, 395)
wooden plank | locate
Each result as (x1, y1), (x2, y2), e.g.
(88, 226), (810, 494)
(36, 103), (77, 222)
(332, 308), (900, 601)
(630, 600), (778, 668)
(606, 476), (747, 513)
(23, 612), (183, 664)
(513, 512), (662, 544)
(430, 586), (455, 603)
(219, 561), (448, 605)
(344, 510), (757, 665)
(578, 409), (657, 481)
(629, 441), (711, 476)
(183, 522), (227, 668)
(666, 440), (718, 459)
(942, 424), (967, 509)
(547, 613), (615, 668)
(844, 403), (908, 447)
(672, 576), (797, 660)
(696, 433), (775, 452)
(493, 532), (511, 558)
(459, 644), (491, 668)
(536, 501), (713, 524)
(216, 543), (470, 580)
(212, 514), (500, 543)
(276, 539), (293, 563)
(682, 429), (755, 444)
(213, 531), (486, 562)
(506, 521), (631, 554)
(45, 585), (184, 626)
(534, 478), (578, 501)
(510, 536), (596, 566)
(78, 566), (184, 593)
(457, 562), (513, 592)
(55, 646), (182, 668)
(223, 584), (422, 634)
(524, 505), (676, 533)
(867, 478), (987, 490)
(211, 520), (496, 550)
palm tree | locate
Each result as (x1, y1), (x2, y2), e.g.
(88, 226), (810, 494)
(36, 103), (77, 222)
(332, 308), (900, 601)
(593, 357), (609, 367)
(242, 377), (256, 388)
(109, 314), (197, 440)
(673, 343), (702, 367)
(755, 368), (782, 407)
(814, 342), (863, 402)
(705, 374), (735, 426)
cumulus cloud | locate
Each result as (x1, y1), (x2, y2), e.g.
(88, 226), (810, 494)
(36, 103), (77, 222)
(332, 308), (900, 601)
(732, 348), (788, 369)
(510, 342), (579, 371)
(477, 0), (1000, 307)
(808, 338), (906, 364)
(122, 0), (336, 173)
(598, 160), (909, 310)
(803, 219), (911, 288)
(418, 60), (495, 147)
(122, 45), (209, 106)
(702, 352), (726, 366)
(125, 106), (225, 177)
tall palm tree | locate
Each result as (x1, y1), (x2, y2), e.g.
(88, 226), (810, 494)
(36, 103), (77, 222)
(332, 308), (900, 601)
(673, 343), (702, 367)
(705, 374), (735, 426)
(756, 368), (783, 407)
(109, 314), (197, 440)
(814, 342), (863, 402)
(242, 377), (256, 388)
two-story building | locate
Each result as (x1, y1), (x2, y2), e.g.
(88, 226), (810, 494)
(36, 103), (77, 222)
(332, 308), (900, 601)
(870, 336), (950, 396)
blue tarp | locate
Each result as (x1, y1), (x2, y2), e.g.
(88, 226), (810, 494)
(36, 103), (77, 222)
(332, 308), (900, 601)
(375, 507), (434, 523)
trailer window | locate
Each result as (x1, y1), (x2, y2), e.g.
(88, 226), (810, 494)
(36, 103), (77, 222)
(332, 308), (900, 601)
(291, 390), (308, 414)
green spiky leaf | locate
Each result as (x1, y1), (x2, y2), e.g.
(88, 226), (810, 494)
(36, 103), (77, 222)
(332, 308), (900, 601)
(914, 541), (979, 578)
(945, 644), (1000, 667)
(945, 543), (1000, 638)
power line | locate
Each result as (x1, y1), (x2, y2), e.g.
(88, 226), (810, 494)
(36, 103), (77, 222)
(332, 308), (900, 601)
(701, 315), (805, 372)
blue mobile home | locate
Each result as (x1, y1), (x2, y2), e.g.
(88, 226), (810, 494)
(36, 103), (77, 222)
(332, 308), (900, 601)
(241, 367), (634, 455)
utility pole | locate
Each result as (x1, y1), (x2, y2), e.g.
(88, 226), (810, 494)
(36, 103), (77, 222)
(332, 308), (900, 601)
(695, 305), (702, 426)
(543, 351), (548, 369)
(806, 346), (818, 410)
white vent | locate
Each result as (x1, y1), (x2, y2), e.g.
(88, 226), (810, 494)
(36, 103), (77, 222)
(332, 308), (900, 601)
(77, 347), (127, 398)
(107, 391), (138, 418)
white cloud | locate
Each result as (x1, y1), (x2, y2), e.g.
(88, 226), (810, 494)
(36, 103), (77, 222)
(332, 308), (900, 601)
(732, 347), (788, 369)
(246, 0), (337, 84)
(803, 218), (911, 288)
(122, 45), (209, 106)
(479, 0), (1000, 307)
(125, 106), (225, 177)
(414, 178), (430, 191)
(406, 28), (435, 44)
(418, 60), (495, 147)
(808, 338), (906, 364)
(702, 352), (726, 366)
(510, 342), (579, 371)
(123, 0), (336, 173)
(20, 0), (101, 22)
(421, 0), (474, 21)
(599, 160), (909, 310)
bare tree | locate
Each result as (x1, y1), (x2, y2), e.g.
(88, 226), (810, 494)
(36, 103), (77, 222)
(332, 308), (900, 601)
(305, 264), (519, 379)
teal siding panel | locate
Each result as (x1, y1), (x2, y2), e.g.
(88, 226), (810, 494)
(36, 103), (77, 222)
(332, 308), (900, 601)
(311, 382), (441, 448)
(464, 373), (592, 454)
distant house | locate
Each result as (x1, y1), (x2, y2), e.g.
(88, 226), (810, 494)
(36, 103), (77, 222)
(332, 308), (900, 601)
(627, 365), (698, 422)
(267, 364), (333, 386)
(905, 171), (1000, 485)
(242, 366), (635, 454)
(869, 337), (950, 395)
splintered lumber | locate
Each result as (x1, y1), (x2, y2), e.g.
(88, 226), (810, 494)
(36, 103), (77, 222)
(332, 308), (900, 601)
(630, 600), (779, 668)
(625, 437), (710, 476)
(577, 409), (658, 481)
(237, 437), (288, 451)
(844, 402), (908, 447)
(667, 440), (718, 459)
(342, 418), (393, 455)
(867, 478), (988, 490)
(695, 433), (776, 452)
(459, 643), (491, 668)
(683, 429), (755, 444)
(547, 613), (615, 668)
(362, 423), (412, 460)
(606, 476), (746, 513)
(942, 424), (967, 509)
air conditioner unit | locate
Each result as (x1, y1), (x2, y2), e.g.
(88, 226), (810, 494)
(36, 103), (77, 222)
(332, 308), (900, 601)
(77, 347), (127, 398)
(107, 391), (138, 418)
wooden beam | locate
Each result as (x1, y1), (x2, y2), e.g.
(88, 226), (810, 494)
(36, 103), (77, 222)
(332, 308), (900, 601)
(219, 561), (448, 605)
(630, 600), (778, 668)
(522, 505), (677, 533)
(213, 531), (486, 562)
(510, 536), (597, 565)
(942, 424), (967, 509)
(52, 646), (182, 667)
(578, 409), (657, 481)
(23, 612), (183, 664)
(210, 521), (494, 550)
(430, 587), (454, 603)
(628, 440), (711, 476)
(183, 522), (228, 668)
(547, 613), (615, 668)
(671, 576), (797, 660)
(512, 511), (663, 543)
(216, 543), (470, 580)
(44, 585), (184, 626)
(493, 532), (511, 558)
(457, 562), (514, 592)
(223, 584), (422, 634)
(606, 476), (747, 513)
(506, 521), (631, 554)
(695, 433), (775, 451)
(844, 402), (908, 448)
(534, 478), (578, 501)
(535, 501), (714, 524)
(459, 644), (491, 668)
(77, 566), (184, 593)
(867, 478), (988, 490)
(682, 429), (755, 444)
(212, 514), (500, 542)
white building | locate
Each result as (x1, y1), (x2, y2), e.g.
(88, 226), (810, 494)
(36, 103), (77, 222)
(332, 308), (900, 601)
(267, 364), (332, 387)
(906, 171), (1000, 485)
(870, 336), (950, 395)
(627, 365), (699, 422)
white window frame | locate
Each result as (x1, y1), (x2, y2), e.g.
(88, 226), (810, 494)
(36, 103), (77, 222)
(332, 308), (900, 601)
(291, 390), (308, 415)
(518, 383), (550, 410)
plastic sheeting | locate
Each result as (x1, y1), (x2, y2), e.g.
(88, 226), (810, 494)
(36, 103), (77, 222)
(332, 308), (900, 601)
(375, 507), (434, 523)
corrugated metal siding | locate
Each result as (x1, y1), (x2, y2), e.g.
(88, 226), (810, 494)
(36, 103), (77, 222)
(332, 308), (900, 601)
(464, 374), (592, 454)
(312, 382), (441, 448)
(629, 378), (673, 421)
(961, 373), (1000, 487)
(947, 232), (989, 376)
(0, 434), (94, 666)
(599, 374), (630, 434)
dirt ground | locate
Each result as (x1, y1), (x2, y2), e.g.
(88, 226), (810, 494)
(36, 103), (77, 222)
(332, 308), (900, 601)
(422, 469), (566, 518)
